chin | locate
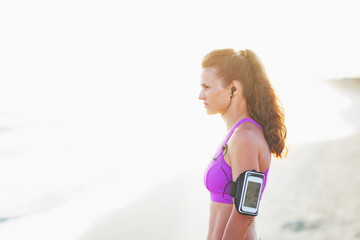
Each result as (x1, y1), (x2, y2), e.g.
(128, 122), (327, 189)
(206, 109), (217, 115)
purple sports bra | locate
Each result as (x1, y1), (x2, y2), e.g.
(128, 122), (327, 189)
(204, 118), (269, 204)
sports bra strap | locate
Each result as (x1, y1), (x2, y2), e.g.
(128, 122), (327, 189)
(223, 118), (263, 144)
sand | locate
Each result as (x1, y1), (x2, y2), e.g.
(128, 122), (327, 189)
(0, 78), (359, 240)
(77, 170), (209, 240)
(76, 140), (360, 239)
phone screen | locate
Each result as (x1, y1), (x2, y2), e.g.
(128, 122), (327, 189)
(244, 181), (261, 208)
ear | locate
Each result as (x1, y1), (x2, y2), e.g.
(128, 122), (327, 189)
(230, 80), (243, 97)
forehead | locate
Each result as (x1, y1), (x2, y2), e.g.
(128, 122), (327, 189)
(201, 67), (221, 84)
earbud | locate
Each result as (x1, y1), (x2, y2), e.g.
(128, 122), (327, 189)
(230, 87), (236, 98)
(223, 87), (236, 115)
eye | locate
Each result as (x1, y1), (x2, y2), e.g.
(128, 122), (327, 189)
(202, 84), (210, 89)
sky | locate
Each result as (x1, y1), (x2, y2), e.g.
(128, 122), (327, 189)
(1, 0), (359, 110)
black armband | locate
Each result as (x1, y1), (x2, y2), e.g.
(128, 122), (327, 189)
(230, 170), (265, 216)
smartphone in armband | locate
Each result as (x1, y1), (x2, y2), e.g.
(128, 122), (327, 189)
(230, 170), (264, 216)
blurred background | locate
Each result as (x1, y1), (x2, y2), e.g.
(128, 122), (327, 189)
(0, 0), (359, 239)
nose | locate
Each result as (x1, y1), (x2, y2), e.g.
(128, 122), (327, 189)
(198, 89), (205, 100)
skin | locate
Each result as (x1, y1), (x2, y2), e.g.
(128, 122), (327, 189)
(199, 67), (271, 240)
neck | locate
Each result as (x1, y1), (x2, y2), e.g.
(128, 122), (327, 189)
(223, 113), (250, 131)
(221, 96), (250, 131)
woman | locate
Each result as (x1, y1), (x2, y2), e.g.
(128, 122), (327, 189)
(199, 49), (287, 240)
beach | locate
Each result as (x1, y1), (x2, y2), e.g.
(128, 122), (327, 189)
(0, 79), (359, 240)
(1, 0), (360, 238)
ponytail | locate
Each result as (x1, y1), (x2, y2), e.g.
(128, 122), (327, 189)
(241, 50), (287, 158)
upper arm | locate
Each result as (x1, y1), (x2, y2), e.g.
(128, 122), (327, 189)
(222, 129), (260, 239)
(228, 129), (260, 181)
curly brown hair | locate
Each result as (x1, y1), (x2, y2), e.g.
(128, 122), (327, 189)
(202, 49), (287, 159)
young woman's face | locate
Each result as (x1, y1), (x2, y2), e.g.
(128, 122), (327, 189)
(199, 67), (230, 115)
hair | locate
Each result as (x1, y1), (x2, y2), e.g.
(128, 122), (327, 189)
(202, 49), (287, 159)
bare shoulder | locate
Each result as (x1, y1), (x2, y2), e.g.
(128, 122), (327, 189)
(226, 123), (264, 173)
(228, 122), (271, 174)
(228, 122), (264, 150)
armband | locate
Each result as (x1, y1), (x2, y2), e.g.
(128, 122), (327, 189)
(230, 170), (264, 216)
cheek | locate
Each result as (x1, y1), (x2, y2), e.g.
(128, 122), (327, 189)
(209, 89), (224, 101)
(208, 90), (228, 108)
